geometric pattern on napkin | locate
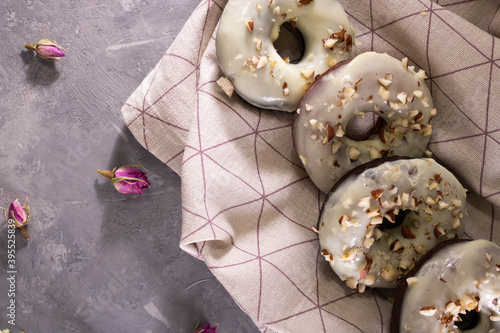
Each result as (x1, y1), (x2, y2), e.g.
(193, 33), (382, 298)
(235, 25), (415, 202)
(122, 0), (500, 332)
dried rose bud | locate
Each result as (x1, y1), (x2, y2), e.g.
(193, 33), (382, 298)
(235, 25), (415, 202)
(2, 198), (31, 240)
(193, 323), (217, 333)
(23, 39), (66, 60)
(97, 165), (150, 194)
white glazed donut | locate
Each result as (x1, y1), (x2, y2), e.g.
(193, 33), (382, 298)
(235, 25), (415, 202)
(293, 52), (435, 193)
(392, 239), (500, 333)
(216, 0), (356, 112)
(318, 158), (467, 290)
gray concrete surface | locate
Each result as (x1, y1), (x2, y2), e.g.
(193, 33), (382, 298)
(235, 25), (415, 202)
(0, 0), (259, 332)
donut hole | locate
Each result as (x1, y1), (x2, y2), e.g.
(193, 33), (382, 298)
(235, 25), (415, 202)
(345, 113), (386, 141)
(379, 210), (409, 231)
(273, 21), (305, 64)
(456, 310), (480, 331)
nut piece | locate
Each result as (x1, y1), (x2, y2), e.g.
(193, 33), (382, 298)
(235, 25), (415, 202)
(380, 265), (398, 282)
(371, 189), (384, 200)
(419, 306), (437, 316)
(323, 38), (338, 48)
(348, 146), (361, 160)
(331, 141), (342, 154)
(216, 77), (235, 97)
(246, 18), (254, 32)
(300, 69), (315, 80)
(378, 85), (390, 101)
(406, 277), (419, 286)
(357, 196), (371, 210)
(401, 224), (416, 239)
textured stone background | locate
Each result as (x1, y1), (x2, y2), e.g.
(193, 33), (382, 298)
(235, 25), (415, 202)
(0, 0), (258, 331)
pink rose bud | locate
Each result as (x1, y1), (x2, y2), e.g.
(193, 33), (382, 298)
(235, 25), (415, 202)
(9, 199), (29, 228)
(97, 165), (151, 194)
(23, 39), (66, 60)
(3, 198), (31, 240)
(193, 323), (217, 333)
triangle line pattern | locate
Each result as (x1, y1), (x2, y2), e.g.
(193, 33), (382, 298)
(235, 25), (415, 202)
(121, 0), (500, 331)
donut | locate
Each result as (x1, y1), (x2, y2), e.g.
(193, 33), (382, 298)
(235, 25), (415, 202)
(216, 0), (356, 112)
(293, 52), (436, 193)
(317, 157), (467, 290)
(392, 239), (500, 332)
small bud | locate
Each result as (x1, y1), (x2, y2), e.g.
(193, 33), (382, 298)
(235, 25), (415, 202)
(23, 39), (66, 61)
(2, 198), (31, 240)
(97, 165), (150, 194)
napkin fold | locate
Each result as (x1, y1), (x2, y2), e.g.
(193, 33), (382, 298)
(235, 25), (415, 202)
(122, 0), (500, 331)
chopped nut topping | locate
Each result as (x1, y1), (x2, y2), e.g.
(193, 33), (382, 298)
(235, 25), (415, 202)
(413, 90), (423, 98)
(370, 216), (383, 225)
(363, 237), (374, 249)
(343, 85), (356, 99)
(273, 6), (281, 15)
(257, 56), (268, 69)
(401, 57), (409, 69)
(364, 273), (377, 285)
(348, 146), (361, 160)
(378, 85), (390, 101)
(397, 92), (408, 104)
(328, 57), (337, 67)
(486, 253), (493, 261)
(416, 69), (427, 80)
(369, 147), (382, 160)
(367, 208), (381, 218)
(380, 265), (398, 282)
(378, 78), (392, 87)
(385, 211), (396, 223)
(321, 249), (333, 261)
(282, 82), (289, 96)
(246, 18), (254, 32)
(357, 196), (371, 210)
(401, 225), (416, 239)
(299, 154), (306, 165)
(216, 77), (235, 97)
(490, 314), (500, 321)
(335, 124), (345, 137)
(323, 38), (338, 48)
(407, 277), (419, 286)
(327, 141), (341, 155)
(399, 257), (411, 269)
(371, 189), (384, 200)
(346, 278), (358, 289)
(300, 68), (315, 80)
(342, 247), (358, 261)
(419, 306), (437, 316)
(434, 226), (445, 238)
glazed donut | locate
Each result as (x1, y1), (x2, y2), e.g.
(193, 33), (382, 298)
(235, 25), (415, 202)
(216, 0), (356, 112)
(293, 52), (436, 193)
(392, 239), (500, 333)
(317, 158), (467, 290)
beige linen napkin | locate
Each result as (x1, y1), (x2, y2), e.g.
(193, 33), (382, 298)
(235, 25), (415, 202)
(122, 0), (500, 332)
